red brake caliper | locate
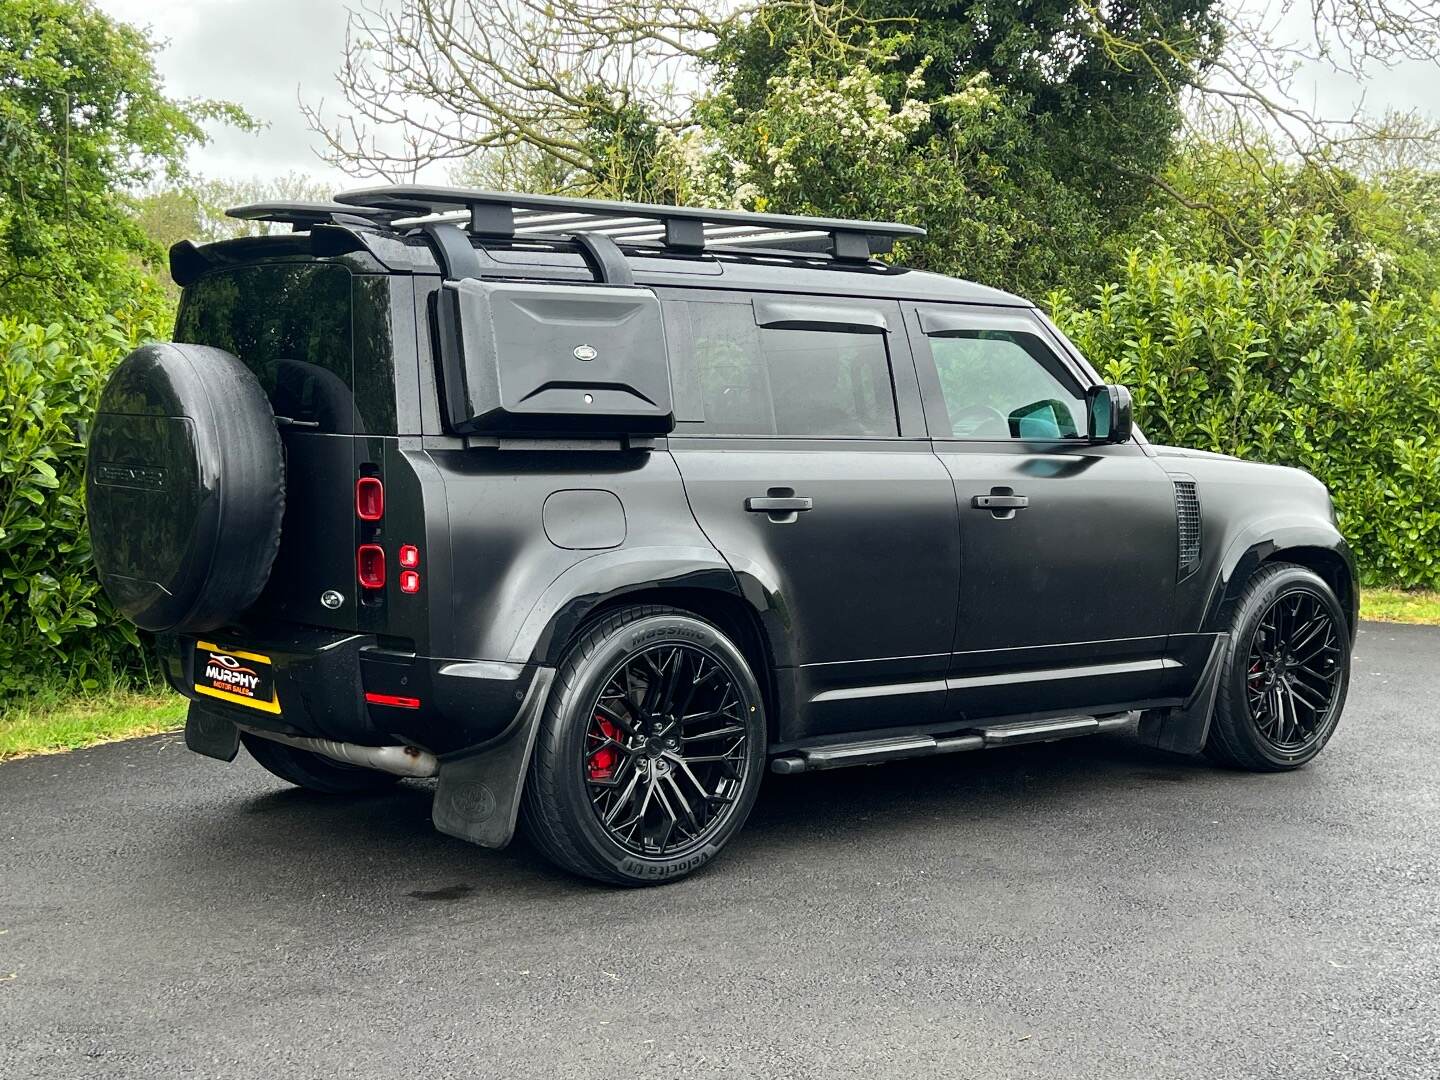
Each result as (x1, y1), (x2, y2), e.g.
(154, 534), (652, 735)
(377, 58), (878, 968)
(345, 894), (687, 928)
(588, 715), (622, 781)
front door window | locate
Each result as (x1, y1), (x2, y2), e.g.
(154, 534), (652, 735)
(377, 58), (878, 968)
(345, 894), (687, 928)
(927, 331), (1087, 440)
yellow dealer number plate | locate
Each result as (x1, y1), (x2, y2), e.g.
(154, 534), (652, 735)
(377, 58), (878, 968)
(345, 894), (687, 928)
(193, 641), (281, 714)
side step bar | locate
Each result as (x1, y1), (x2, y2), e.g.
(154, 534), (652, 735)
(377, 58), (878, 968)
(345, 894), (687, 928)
(770, 713), (1131, 774)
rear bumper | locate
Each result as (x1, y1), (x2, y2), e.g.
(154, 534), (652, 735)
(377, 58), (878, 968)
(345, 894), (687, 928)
(158, 628), (542, 755)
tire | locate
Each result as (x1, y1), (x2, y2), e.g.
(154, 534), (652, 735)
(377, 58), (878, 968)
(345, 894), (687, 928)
(521, 605), (767, 886)
(1204, 562), (1351, 771)
(86, 343), (285, 633)
(240, 732), (402, 795)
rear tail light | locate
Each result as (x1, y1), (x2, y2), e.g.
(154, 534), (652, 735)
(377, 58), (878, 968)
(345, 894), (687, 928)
(398, 544), (420, 569)
(356, 476), (384, 521)
(399, 570), (421, 594)
(357, 544), (386, 589)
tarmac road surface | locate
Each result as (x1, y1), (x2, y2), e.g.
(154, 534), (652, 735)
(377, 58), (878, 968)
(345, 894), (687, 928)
(2, 622), (1437, 1079)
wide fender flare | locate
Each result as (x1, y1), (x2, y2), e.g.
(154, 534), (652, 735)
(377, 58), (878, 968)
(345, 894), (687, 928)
(1203, 516), (1354, 634)
(506, 545), (794, 668)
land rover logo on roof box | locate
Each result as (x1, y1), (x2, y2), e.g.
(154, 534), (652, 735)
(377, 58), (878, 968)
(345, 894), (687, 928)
(572, 343), (598, 362)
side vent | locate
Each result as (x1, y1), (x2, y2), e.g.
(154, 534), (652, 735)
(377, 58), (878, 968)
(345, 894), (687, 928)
(1173, 478), (1201, 579)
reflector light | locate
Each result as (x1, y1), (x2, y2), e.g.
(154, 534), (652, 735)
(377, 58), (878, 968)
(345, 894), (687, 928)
(399, 570), (420, 594)
(356, 476), (384, 521)
(357, 544), (386, 589)
(364, 692), (420, 709)
(398, 544), (420, 569)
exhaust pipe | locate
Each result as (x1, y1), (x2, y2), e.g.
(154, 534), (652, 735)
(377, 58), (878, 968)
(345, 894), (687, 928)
(240, 726), (438, 778)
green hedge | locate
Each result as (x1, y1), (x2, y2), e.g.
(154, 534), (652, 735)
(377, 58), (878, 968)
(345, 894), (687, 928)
(0, 319), (147, 693)
(1050, 218), (1440, 589)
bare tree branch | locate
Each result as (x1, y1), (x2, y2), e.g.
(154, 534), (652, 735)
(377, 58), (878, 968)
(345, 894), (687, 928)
(302, 0), (726, 184)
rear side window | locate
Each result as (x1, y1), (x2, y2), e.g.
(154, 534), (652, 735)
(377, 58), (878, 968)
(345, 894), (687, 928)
(663, 299), (898, 437)
(175, 263), (358, 433)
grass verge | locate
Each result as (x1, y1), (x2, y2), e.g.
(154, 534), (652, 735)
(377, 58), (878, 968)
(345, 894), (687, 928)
(1360, 587), (1440, 627)
(0, 688), (185, 762)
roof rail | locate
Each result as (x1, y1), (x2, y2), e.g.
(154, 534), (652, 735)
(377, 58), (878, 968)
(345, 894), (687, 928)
(331, 185), (925, 263)
(225, 201), (411, 232)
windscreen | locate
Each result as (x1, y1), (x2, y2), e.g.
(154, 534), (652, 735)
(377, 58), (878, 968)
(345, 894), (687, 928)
(175, 263), (356, 433)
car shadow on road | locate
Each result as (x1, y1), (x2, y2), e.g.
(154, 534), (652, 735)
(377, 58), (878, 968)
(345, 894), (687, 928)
(141, 727), (1220, 907)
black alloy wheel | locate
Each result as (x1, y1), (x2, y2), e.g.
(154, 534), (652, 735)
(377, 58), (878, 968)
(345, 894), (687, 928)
(1206, 562), (1351, 771)
(583, 642), (751, 859)
(1243, 589), (1344, 752)
(522, 605), (767, 885)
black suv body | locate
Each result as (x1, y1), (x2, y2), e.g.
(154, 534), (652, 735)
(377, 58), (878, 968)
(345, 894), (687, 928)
(86, 189), (1356, 884)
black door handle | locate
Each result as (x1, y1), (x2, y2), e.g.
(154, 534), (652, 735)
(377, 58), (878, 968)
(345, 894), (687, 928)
(970, 495), (1029, 510)
(745, 497), (814, 513)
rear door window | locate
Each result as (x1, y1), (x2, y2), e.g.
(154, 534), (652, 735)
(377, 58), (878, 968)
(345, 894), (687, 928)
(175, 263), (358, 433)
(662, 297), (899, 437)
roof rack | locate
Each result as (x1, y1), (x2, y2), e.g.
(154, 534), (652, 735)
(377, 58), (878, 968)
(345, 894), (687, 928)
(331, 185), (925, 264)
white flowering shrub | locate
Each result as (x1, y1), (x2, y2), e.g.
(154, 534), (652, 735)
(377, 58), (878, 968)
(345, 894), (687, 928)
(667, 52), (1000, 226)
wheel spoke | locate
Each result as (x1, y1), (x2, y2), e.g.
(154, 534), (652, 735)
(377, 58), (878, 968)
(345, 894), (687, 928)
(1286, 677), (1328, 711)
(647, 781), (679, 853)
(603, 762), (644, 826)
(1294, 635), (1337, 668)
(662, 772), (702, 834)
(683, 723), (746, 742)
(1281, 681), (1303, 733)
(661, 648), (687, 713)
(1292, 659), (1337, 685)
(595, 701), (639, 738)
(672, 755), (711, 800)
(1289, 615), (1326, 655)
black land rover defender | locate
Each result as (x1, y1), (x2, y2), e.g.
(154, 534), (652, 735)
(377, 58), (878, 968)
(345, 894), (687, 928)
(85, 188), (1356, 885)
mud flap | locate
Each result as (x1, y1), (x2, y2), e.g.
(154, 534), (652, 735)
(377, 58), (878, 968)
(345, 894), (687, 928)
(1138, 634), (1230, 755)
(184, 701), (240, 762)
(432, 667), (556, 849)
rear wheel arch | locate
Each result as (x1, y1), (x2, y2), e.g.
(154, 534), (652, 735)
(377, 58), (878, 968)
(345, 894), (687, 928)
(561, 585), (784, 748)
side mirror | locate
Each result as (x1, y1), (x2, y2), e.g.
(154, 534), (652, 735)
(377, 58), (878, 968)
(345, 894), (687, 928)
(1087, 384), (1133, 443)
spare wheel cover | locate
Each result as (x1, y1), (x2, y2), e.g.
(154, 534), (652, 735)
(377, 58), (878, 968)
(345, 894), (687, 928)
(86, 343), (285, 633)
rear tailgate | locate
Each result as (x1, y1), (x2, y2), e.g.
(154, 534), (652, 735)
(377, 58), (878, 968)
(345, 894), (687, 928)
(253, 431), (362, 632)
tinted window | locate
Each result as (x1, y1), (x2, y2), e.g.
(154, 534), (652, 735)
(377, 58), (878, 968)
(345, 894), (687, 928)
(927, 331), (1086, 440)
(666, 300), (898, 437)
(175, 263), (357, 433)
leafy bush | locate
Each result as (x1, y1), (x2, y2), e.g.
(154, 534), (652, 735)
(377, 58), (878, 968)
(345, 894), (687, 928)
(1051, 216), (1440, 588)
(0, 318), (151, 693)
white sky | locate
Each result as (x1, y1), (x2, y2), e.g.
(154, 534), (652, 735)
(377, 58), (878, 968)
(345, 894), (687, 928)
(96, 0), (1438, 196)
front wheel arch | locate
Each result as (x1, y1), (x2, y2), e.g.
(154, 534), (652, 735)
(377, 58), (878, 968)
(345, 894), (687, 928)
(1207, 531), (1357, 642)
(1263, 546), (1357, 640)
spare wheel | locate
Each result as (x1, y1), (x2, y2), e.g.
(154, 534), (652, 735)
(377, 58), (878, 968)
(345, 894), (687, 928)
(86, 343), (285, 633)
